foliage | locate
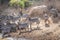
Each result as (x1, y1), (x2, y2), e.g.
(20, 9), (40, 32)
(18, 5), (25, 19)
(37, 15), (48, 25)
(9, 0), (18, 7)
(9, 0), (32, 8)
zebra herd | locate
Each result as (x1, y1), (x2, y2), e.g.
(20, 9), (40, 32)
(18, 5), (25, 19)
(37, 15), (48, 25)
(0, 14), (41, 38)
(0, 5), (59, 38)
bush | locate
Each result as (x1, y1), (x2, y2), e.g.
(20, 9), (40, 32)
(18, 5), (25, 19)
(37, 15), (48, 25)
(9, 0), (32, 8)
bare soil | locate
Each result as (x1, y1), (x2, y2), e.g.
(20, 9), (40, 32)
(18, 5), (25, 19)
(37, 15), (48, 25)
(1, 18), (60, 40)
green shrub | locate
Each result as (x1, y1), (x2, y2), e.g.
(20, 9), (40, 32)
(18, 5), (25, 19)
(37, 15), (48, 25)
(9, 0), (32, 8)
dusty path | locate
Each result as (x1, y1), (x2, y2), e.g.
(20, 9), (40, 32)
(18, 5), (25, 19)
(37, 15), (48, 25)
(0, 18), (60, 40)
(10, 19), (60, 40)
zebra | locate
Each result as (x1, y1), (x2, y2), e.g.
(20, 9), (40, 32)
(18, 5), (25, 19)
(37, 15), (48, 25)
(1, 25), (11, 38)
(29, 17), (40, 30)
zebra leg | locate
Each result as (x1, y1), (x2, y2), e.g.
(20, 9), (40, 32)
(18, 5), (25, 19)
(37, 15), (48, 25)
(19, 29), (21, 35)
(28, 23), (32, 32)
(36, 21), (40, 30)
(37, 23), (40, 30)
(2, 33), (5, 39)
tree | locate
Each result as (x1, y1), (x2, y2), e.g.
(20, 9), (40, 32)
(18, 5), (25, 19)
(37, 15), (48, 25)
(9, 0), (31, 8)
(0, 0), (10, 5)
(9, 0), (32, 15)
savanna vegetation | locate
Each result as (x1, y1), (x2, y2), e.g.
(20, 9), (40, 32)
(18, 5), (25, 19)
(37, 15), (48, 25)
(0, 0), (60, 40)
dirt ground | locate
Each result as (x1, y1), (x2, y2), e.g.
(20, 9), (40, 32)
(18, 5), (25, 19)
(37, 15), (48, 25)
(0, 18), (60, 40)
